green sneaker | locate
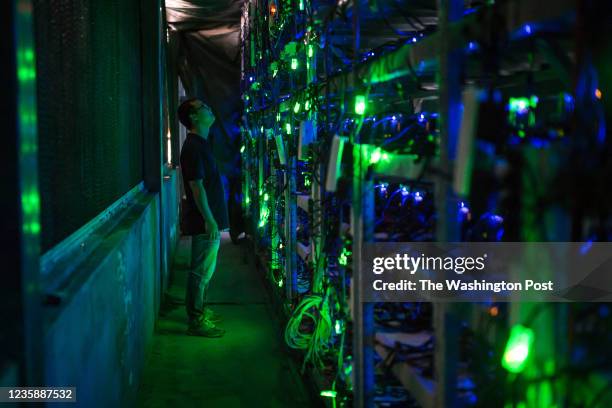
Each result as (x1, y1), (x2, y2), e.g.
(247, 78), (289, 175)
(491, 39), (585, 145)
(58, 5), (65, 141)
(187, 319), (225, 338)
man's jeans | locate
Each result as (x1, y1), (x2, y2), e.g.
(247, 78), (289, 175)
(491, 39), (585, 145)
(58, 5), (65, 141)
(186, 233), (220, 324)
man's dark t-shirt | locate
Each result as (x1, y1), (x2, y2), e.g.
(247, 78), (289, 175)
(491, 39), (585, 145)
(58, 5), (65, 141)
(180, 133), (229, 235)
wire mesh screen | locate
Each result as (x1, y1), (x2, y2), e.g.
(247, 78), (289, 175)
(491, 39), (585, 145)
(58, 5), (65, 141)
(34, 0), (145, 251)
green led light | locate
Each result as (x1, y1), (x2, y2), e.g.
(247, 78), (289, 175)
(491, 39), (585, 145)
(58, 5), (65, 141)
(293, 101), (301, 113)
(509, 97), (530, 113)
(23, 222), (41, 234)
(260, 126), (264, 134)
(305, 100), (311, 111)
(502, 325), (534, 373)
(276, 112), (281, 122)
(369, 147), (382, 164)
(299, 0), (304, 11)
(278, 278), (283, 287)
(334, 320), (342, 334)
(291, 58), (298, 70)
(355, 95), (366, 115)
(285, 123), (292, 134)
(21, 190), (40, 214)
(246, 196), (250, 204)
(320, 390), (337, 398)
(240, 145), (245, 153)
(258, 206), (270, 228)
(264, 193), (269, 201)
(308, 44), (314, 58)
(339, 247), (350, 266)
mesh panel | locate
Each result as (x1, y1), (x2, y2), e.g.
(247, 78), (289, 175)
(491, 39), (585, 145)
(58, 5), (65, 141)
(34, 0), (144, 251)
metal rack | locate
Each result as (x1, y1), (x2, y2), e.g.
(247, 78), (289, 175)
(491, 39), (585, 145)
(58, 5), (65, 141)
(349, 1), (577, 407)
(240, 0), (581, 406)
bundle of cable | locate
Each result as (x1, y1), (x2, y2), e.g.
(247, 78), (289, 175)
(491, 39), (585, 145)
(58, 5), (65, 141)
(284, 292), (333, 371)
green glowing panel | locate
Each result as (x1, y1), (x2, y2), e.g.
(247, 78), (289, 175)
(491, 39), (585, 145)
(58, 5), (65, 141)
(291, 58), (298, 70)
(16, 10), (40, 243)
(240, 145), (245, 153)
(502, 325), (534, 373)
(308, 44), (314, 58)
(293, 101), (301, 113)
(320, 390), (337, 398)
(355, 95), (366, 115)
(285, 123), (292, 135)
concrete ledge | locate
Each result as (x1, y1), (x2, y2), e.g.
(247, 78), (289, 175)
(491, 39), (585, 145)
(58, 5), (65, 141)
(41, 183), (149, 298)
(42, 188), (160, 407)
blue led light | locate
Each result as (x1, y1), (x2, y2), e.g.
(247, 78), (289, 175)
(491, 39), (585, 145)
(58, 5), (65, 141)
(496, 227), (505, 241)
(490, 214), (504, 225)
(412, 37), (417, 43)
(531, 138), (550, 148)
(524, 24), (532, 34)
(599, 305), (610, 318)
(375, 182), (389, 196)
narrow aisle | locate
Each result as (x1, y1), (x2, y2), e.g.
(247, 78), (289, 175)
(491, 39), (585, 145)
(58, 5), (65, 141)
(138, 234), (313, 408)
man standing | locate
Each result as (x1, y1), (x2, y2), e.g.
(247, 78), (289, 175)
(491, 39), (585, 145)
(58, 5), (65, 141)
(178, 98), (229, 337)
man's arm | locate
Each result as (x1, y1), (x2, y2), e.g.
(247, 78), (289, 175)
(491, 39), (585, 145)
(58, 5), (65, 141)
(189, 179), (220, 240)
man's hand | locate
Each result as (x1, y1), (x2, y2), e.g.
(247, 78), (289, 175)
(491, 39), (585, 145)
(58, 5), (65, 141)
(208, 220), (220, 240)
(189, 179), (220, 240)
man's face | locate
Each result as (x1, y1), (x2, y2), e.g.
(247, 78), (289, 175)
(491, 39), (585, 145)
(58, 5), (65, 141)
(190, 100), (214, 128)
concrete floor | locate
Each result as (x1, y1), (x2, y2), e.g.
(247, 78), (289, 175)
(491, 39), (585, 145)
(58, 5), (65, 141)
(138, 234), (314, 408)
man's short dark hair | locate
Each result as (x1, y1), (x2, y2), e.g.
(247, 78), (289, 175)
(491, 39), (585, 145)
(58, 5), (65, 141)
(178, 98), (199, 129)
